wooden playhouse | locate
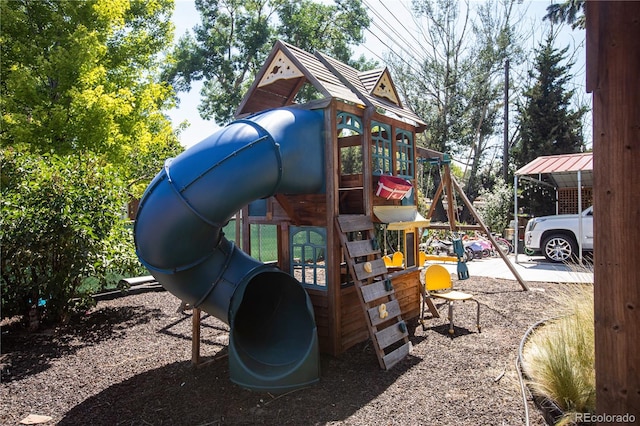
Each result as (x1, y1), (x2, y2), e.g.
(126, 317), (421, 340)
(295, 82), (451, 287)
(231, 41), (434, 368)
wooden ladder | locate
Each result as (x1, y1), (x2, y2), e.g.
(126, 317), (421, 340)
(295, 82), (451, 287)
(336, 215), (411, 370)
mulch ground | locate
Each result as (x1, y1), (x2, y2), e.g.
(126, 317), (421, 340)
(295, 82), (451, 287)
(0, 275), (571, 425)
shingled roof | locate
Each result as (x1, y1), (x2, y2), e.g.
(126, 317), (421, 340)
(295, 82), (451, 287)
(235, 40), (425, 128)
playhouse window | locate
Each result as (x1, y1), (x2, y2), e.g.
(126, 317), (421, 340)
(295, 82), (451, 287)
(395, 129), (414, 179)
(337, 111), (362, 134)
(372, 121), (392, 175)
(290, 226), (327, 289)
(337, 111), (364, 176)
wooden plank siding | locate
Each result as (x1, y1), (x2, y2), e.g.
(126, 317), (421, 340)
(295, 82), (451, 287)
(307, 290), (330, 351)
(273, 194), (327, 226)
(336, 269), (421, 353)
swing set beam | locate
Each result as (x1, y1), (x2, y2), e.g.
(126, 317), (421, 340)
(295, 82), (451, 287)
(420, 151), (529, 291)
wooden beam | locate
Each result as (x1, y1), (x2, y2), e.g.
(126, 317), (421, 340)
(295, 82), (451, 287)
(588, 1), (640, 416)
(416, 146), (446, 161)
(190, 307), (229, 369)
(443, 164), (458, 232)
(279, 221), (290, 272)
(325, 100), (342, 356)
(450, 176), (529, 291)
(274, 194), (301, 224)
(284, 77), (307, 105)
(337, 134), (362, 147)
(363, 107), (374, 216)
(241, 206), (250, 254)
(426, 223), (483, 231)
(191, 307), (201, 366)
(426, 179), (444, 221)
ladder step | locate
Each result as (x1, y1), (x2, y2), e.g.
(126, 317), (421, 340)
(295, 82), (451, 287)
(337, 215), (374, 233)
(336, 214), (410, 370)
(345, 239), (381, 258)
(354, 258), (387, 281)
(361, 280), (394, 303)
(375, 321), (409, 350)
(367, 299), (401, 327)
(382, 342), (412, 370)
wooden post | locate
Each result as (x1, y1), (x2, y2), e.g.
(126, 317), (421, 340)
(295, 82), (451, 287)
(450, 176), (529, 291)
(191, 307), (201, 366)
(426, 179), (444, 221)
(325, 100), (341, 356)
(363, 106), (374, 216)
(587, 1), (640, 417)
(443, 164), (458, 233)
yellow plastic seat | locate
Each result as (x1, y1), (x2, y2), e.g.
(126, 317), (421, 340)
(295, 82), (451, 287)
(383, 252), (404, 268)
(419, 251), (427, 267)
(391, 251), (404, 267)
(421, 264), (480, 335)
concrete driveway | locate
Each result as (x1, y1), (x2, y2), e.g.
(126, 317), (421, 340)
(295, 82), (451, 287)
(436, 254), (594, 284)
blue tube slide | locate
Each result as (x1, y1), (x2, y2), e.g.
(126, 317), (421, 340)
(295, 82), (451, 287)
(134, 107), (324, 392)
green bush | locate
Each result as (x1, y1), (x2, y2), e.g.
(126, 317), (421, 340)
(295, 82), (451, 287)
(91, 221), (148, 292)
(477, 176), (513, 233)
(1, 150), (131, 324)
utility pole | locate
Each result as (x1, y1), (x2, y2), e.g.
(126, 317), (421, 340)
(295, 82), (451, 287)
(503, 59), (509, 182)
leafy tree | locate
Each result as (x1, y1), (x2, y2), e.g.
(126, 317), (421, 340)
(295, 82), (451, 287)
(463, 2), (525, 199)
(163, 0), (372, 124)
(0, 0), (182, 192)
(389, 0), (524, 221)
(0, 0), (182, 325)
(512, 33), (588, 216)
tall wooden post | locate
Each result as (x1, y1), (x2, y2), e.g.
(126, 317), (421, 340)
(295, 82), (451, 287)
(587, 1), (640, 418)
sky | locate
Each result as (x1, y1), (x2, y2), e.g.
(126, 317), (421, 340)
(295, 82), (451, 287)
(167, 0), (588, 149)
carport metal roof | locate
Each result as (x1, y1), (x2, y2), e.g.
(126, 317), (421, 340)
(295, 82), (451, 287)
(515, 152), (593, 188)
(513, 152), (593, 264)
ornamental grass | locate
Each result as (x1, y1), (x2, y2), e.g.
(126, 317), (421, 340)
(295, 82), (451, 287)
(522, 283), (595, 425)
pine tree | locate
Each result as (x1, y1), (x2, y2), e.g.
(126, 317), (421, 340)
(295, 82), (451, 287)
(512, 33), (588, 216)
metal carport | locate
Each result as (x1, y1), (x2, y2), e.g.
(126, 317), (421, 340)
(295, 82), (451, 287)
(513, 152), (593, 263)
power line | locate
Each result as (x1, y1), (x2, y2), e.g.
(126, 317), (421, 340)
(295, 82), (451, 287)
(361, 4), (418, 61)
(339, 0), (426, 79)
(363, 0), (427, 63)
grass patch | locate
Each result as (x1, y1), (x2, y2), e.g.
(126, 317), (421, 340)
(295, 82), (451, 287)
(522, 284), (595, 424)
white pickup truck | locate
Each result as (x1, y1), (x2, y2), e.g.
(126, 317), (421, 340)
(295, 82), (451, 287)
(524, 206), (594, 262)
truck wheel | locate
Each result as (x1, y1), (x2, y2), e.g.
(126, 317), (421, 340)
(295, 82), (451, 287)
(542, 234), (577, 263)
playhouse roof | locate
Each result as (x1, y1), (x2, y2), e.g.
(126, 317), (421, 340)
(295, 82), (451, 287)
(235, 41), (425, 128)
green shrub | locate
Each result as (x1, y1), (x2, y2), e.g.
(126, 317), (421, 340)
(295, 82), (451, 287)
(1, 149), (130, 324)
(477, 176), (513, 233)
(92, 221), (148, 291)
(522, 284), (595, 424)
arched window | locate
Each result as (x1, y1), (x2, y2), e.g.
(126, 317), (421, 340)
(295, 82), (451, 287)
(395, 129), (414, 179)
(337, 112), (363, 175)
(372, 121), (392, 175)
(337, 111), (362, 133)
(291, 226), (327, 289)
